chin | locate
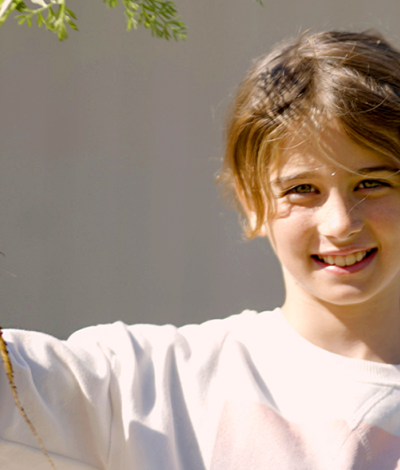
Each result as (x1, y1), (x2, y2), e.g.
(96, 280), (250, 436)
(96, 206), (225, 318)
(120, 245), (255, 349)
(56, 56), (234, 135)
(311, 287), (382, 307)
(295, 276), (376, 304)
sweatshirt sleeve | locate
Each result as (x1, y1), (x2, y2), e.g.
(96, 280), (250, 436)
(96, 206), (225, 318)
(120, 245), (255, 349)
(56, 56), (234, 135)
(0, 318), (230, 470)
(0, 314), (254, 470)
(0, 324), (118, 470)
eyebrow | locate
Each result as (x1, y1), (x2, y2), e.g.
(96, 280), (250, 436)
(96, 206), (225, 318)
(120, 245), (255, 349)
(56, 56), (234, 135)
(357, 165), (400, 175)
(271, 165), (400, 185)
(271, 170), (317, 185)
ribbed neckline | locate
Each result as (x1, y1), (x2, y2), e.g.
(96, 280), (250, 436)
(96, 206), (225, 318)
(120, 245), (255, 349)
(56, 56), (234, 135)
(258, 308), (400, 387)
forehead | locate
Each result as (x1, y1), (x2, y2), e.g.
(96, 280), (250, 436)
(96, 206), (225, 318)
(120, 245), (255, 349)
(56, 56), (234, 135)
(271, 122), (390, 179)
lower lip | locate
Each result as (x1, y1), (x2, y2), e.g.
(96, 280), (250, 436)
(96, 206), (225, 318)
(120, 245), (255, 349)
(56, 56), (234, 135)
(312, 250), (377, 275)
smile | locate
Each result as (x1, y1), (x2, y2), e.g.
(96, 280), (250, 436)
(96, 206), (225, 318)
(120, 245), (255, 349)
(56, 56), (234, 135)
(313, 249), (376, 267)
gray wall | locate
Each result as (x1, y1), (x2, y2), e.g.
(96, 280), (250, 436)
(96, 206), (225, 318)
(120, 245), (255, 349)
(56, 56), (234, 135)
(0, 0), (399, 338)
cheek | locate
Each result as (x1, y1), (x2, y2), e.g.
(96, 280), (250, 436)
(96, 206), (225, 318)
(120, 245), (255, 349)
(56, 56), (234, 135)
(365, 200), (400, 232)
(268, 212), (314, 258)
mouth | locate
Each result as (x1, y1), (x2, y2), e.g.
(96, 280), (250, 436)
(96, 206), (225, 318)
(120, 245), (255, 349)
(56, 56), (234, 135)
(311, 248), (377, 268)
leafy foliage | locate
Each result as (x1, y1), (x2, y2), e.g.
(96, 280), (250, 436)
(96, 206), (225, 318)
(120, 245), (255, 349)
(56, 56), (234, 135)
(0, 0), (187, 41)
(0, 0), (263, 41)
(0, 0), (77, 40)
(105, 0), (187, 41)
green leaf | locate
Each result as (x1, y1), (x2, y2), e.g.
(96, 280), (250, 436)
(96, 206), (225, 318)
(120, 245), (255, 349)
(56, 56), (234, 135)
(104, 0), (119, 8)
(16, 15), (26, 24)
(65, 7), (76, 19)
(66, 16), (77, 30)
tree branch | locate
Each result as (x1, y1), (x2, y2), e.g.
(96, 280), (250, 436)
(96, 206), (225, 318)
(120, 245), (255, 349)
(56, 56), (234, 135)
(0, 0), (14, 21)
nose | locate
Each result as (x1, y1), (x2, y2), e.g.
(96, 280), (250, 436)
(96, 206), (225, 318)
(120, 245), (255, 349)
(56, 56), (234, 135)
(317, 190), (364, 241)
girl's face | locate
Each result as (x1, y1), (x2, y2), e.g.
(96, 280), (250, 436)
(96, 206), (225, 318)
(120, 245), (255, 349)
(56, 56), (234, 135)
(266, 122), (400, 309)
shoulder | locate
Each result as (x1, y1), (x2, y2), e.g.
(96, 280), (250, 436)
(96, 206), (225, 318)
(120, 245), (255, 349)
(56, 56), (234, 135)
(2, 309), (281, 379)
(61, 309), (282, 379)
(66, 309), (273, 354)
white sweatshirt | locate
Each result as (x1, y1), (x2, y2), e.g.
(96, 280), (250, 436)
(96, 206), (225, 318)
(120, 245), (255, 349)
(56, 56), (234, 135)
(1, 309), (400, 469)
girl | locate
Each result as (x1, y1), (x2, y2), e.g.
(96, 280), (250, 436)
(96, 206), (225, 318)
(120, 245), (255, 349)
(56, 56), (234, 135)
(2, 30), (400, 469)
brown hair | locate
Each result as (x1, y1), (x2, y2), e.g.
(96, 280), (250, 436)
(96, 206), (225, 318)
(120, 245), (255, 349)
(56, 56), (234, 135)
(219, 30), (400, 238)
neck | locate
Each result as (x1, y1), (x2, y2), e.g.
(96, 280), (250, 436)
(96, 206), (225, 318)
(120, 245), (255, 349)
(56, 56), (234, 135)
(281, 277), (400, 364)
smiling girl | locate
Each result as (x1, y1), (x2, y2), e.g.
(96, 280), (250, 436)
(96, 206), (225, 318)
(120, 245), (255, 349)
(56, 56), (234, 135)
(221, 30), (400, 367)
(2, 30), (400, 469)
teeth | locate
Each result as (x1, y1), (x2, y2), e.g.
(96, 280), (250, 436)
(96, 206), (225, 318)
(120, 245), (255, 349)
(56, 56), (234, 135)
(345, 254), (356, 266)
(356, 251), (364, 262)
(335, 256), (346, 267)
(318, 250), (369, 267)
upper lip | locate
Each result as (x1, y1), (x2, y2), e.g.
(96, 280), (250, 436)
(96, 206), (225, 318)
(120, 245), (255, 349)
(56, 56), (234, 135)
(313, 247), (377, 257)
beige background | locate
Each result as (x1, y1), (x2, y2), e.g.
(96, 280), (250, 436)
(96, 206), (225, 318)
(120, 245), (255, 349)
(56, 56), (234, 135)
(0, 0), (399, 338)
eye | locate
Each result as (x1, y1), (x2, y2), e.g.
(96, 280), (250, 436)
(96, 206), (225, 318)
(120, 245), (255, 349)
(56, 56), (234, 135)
(357, 179), (391, 190)
(285, 184), (316, 195)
